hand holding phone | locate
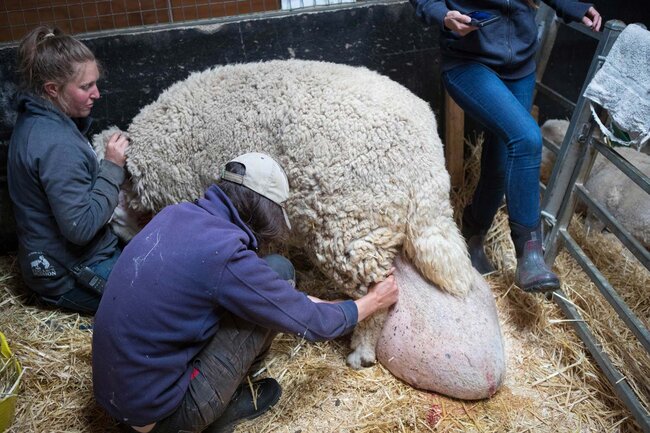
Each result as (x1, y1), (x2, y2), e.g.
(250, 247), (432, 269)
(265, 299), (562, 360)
(467, 11), (500, 27)
(443, 10), (498, 36)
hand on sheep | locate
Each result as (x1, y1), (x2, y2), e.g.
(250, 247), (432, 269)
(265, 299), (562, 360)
(443, 11), (477, 36)
(354, 268), (399, 323)
(104, 131), (130, 167)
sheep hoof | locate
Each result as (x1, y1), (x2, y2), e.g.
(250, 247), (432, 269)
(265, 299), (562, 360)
(346, 348), (377, 369)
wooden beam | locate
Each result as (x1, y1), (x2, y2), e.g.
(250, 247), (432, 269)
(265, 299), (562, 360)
(444, 91), (465, 189)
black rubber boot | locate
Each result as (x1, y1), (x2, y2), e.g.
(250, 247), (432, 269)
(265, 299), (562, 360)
(462, 206), (496, 275)
(204, 378), (282, 433)
(510, 221), (560, 293)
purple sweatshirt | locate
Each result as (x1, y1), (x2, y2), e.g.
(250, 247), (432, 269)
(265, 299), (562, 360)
(92, 185), (357, 425)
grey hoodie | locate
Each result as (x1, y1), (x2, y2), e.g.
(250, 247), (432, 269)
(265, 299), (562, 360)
(7, 93), (124, 297)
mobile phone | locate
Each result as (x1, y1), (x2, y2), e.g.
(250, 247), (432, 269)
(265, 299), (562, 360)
(467, 11), (500, 27)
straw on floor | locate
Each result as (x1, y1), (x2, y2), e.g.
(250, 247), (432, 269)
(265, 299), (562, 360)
(0, 135), (647, 432)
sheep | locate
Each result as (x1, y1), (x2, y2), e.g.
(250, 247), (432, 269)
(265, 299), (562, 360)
(584, 148), (650, 248)
(94, 59), (505, 398)
(540, 118), (570, 185)
(541, 119), (650, 248)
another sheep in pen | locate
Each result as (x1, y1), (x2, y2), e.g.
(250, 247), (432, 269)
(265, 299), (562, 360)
(94, 59), (505, 399)
(541, 119), (650, 249)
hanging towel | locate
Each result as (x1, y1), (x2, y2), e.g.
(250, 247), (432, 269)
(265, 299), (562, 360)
(583, 23), (650, 148)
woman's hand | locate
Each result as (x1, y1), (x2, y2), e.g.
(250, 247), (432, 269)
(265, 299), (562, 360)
(104, 132), (130, 167)
(355, 268), (399, 322)
(444, 10), (477, 36)
(582, 6), (602, 32)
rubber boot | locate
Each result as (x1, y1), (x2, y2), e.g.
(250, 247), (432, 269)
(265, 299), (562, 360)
(510, 221), (560, 293)
(204, 378), (282, 433)
(462, 206), (496, 275)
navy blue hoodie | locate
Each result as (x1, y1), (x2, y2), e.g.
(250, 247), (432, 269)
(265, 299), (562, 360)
(410, 0), (592, 78)
(7, 93), (124, 297)
(92, 185), (358, 426)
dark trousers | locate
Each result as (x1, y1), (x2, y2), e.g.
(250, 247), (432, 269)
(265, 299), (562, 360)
(148, 313), (276, 433)
(136, 254), (294, 433)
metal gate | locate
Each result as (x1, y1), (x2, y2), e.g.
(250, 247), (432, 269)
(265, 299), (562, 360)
(535, 8), (650, 431)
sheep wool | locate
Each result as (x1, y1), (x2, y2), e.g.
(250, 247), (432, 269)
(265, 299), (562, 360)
(99, 59), (474, 296)
(540, 119), (650, 249)
(94, 60), (500, 378)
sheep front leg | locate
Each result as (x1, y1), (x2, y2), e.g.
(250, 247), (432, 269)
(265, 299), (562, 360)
(305, 227), (401, 369)
(347, 309), (388, 369)
(340, 234), (399, 369)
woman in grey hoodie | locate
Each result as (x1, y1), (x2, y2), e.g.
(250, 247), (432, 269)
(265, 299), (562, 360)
(8, 26), (129, 313)
(410, 0), (601, 292)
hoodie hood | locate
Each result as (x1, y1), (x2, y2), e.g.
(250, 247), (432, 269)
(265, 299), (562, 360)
(15, 91), (93, 136)
(197, 184), (259, 251)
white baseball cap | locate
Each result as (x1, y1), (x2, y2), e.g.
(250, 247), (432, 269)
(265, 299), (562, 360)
(220, 152), (291, 229)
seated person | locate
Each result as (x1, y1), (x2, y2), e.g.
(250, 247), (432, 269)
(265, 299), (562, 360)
(8, 26), (129, 313)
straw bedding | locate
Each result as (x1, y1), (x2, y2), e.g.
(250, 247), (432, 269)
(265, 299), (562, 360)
(0, 136), (647, 432)
(0, 348), (18, 397)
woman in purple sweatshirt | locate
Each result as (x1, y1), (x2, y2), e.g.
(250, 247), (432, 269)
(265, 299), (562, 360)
(92, 152), (399, 433)
(410, 0), (601, 292)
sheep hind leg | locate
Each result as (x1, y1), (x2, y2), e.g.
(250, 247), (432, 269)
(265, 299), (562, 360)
(347, 309), (387, 369)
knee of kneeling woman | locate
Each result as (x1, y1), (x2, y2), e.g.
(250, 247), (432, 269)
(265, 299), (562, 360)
(263, 254), (295, 286)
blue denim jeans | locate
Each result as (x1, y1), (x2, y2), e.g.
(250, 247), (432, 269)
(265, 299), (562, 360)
(443, 63), (542, 230)
(40, 248), (122, 314)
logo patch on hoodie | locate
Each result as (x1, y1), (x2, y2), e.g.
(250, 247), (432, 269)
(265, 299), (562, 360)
(28, 252), (57, 277)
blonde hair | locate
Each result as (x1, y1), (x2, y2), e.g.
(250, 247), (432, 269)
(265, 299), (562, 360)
(17, 26), (97, 109)
(525, 0), (539, 8)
